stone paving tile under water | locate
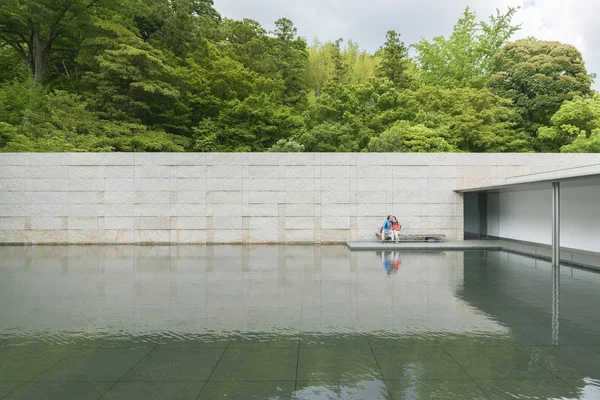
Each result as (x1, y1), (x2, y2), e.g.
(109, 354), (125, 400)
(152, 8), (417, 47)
(386, 379), (488, 400)
(100, 382), (206, 400)
(33, 348), (152, 382)
(300, 333), (370, 348)
(210, 347), (298, 382)
(122, 348), (224, 382)
(475, 378), (579, 400)
(198, 381), (295, 400)
(294, 380), (392, 400)
(516, 345), (600, 379)
(1, 246), (600, 399)
(445, 346), (557, 380)
(2, 382), (114, 400)
(372, 345), (471, 381)
(0, 347), (76, 382)
(297, 347), (382, 382)
(564, 378), (600, 398)
(0, 383), (24, 399)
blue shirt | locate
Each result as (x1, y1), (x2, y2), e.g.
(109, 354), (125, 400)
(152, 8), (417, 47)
(382, 220), (391, 231)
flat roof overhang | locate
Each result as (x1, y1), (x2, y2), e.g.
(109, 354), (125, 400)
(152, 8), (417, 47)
(456, 164), (600, 193)
(454, 163), (600, 269)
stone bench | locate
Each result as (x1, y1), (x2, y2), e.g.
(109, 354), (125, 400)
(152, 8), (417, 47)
(375, 232), (446, 242)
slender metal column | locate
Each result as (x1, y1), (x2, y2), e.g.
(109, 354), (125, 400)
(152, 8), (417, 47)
(552, 262), (560, 345)
(552, 182), (560, 267)
(551, 181), (561, 345)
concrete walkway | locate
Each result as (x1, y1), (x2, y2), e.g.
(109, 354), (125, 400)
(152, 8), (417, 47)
(346, 240), (503, 251)
(345, 239), (600, 271)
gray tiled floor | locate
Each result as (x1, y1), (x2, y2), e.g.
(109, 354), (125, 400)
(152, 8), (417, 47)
(1, 245), (600, 399)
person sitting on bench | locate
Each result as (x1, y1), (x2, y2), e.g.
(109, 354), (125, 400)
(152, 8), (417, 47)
(381, 215), (392, 243)
(391, 216), (401, 242)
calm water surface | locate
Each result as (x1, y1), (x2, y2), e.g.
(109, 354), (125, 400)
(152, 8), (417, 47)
(0, 246), (599, 399)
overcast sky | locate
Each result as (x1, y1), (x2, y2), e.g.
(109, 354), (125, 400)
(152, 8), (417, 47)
(213, 0), (600, 89)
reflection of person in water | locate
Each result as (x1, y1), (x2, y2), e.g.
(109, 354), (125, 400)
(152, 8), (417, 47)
(393, 252), (401, 273)
(382, 251), (392, 274)
(380, 251), (401, 275)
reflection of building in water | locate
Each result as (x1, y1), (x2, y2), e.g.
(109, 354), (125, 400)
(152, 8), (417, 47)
(356, 250), (508, 336)
(458, 250), (600, 338)
(2, 245), (598, 400)
(0, 245), (510, 338)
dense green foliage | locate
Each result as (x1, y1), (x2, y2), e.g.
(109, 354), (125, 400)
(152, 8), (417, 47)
(489, 39), (593, 136)
(0, 1), (596, 152)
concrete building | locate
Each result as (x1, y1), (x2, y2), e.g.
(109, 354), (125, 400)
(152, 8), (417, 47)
(1, 153), (599, 254)
(460, 163), (600, 269)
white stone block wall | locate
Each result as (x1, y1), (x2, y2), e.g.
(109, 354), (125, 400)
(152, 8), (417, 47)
(1, 153), (599, 244)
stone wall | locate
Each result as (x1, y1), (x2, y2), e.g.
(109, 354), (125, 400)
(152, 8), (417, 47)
(1, 153), (599, 244)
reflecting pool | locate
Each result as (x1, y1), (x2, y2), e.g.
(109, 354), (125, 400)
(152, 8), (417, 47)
(0, 246), (599, 399)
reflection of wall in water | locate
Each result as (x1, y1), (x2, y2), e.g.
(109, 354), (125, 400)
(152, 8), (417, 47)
(0, 246), (507, 336)
(460, 250), (600, 332)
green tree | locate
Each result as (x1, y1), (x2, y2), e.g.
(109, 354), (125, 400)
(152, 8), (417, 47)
(372, 85), (530, 152)
(561, 130), (600, 153)
(0, 78), (44, 126)
(306, 39), (377, 98)
(0, 121), (17, 149)
(0, 45), (29, 83)
(376, 30), (413, 89)
(142, 0), (221, 57)
(489, 39), (593, 133)
(368, 120), (456, 152)
(269, 138), (304, 152)
(175, 41), (278, 124)
(193, 93), (303, 152)
(351, 49), (379, 85)
(300, 121), (372, 152)
(0, 0), (124, 85)
(414, 7), (519, 88)
(300, 82), (376, 152)
(538, 95), (600, 152)
(0, 1), (595, 154)
(76, 18), (181, 127)
(306, 40), (332, 97)
(218, 17), (308, 108)
(0, 88), (184, 152)
(218, 18), (271, 74)
(331, 38), (349, 84)
(271, 18), (309, 107)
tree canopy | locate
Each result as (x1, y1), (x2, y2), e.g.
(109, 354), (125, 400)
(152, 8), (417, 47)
(489, 39), (593, 136)
(0, 3), (596, 153)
